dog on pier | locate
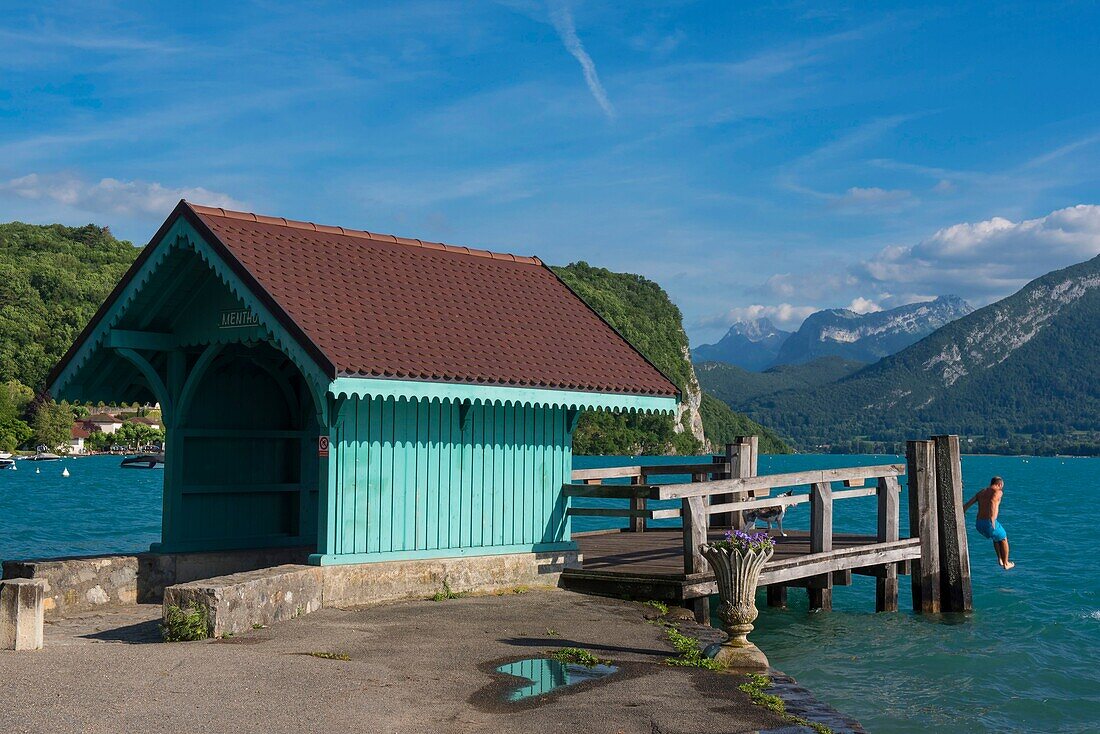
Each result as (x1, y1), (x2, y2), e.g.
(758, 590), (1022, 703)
(744, 490), (795, 536)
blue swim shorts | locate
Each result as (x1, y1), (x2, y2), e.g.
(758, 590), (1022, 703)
(975, 518), (1007, 542)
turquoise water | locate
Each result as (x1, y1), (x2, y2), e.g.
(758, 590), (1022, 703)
(574, 453), (1100, 734)
(496, 658), (619, 701)
(0, 455), (162, 560)
(2, 453), (1097, 731)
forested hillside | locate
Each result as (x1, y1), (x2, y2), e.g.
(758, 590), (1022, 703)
(0, 222), (138, 390)
(0, 222), (139, 450)
(697, 357), (866, 407)
(553, 262), (790, 455)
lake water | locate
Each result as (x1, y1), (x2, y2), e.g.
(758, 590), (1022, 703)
(2, 453), (1097, 732)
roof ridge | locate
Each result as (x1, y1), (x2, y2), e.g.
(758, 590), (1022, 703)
(185, 201), (543, 266)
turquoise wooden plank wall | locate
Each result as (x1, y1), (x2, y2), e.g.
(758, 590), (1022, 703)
(330, 396), (571, 557)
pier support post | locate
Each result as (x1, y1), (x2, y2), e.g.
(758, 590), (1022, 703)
(906, 440), (940, 613)
(712, 438), (755, 530)
(0, 578), (45, 651)
(875, 476), (901, 612)
(627, 476), (646, 533)
(808, 481), (833, 611)
(933, 435), (973, 613)
(766, 585), (788, 609)
(682, 480), (710, 623)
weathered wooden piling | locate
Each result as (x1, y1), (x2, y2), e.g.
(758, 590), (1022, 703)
(933, 435), (973, 612)
(807, 481), (833, 611)
(875, 476), (901, 612)
(766, 584), (788, 609)
(682, 472), (710, 622)
(906, 440), (940, 613)
(711, 437), (757, 530)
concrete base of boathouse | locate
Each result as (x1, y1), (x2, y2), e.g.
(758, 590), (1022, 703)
(0, 589), (866, 734)
(164, 549), (581, 637)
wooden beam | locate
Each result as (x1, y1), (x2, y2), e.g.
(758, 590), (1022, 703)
(906, 440), (941, 613)
(759, 539), (921, 586)
(571, 466), (642, 482)
(562, 484), (653, 499)
(640, 462), (730, 477)
(682, 488), (707, 576)
(766, 585), (787, 608)
(706, 494), (808, 514)
(105, 329), (177, 351)
(833, 487), (879, 501)
(566, 508), (652, 518)
(876, 475), (901, 612)
(933, 435), (974, 613)
(808, 481), (833, 611)
(653, 464), (906, 500)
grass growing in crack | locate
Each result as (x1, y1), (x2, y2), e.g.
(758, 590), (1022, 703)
(429, 578), (464, 602)
(662, 624), (722, 670)
(161, 604), (210, 642)
(739, 673), (833, 734)
(252, 623), (267, 630)
(643, 600), (669, 616)
(549, 647), (609, 667)
(305, 651), (351, 661)
(545, 628), (559, 637)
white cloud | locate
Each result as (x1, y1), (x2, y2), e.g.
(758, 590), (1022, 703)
(846, 296), (882, 314)
(0, 172), (244, 217)
(853, 204), (1100, 303)
(701, 303), (819, 331)
(548, 1), (615, 119)
(831, 186), (913, 212)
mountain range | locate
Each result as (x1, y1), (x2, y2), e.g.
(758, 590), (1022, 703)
(735, 255), (1100, 455)
(694, 296), (974, 370)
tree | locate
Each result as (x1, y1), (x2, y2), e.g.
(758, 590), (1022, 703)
(32, 400), (74, 452)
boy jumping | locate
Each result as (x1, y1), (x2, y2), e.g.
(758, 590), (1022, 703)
(964, 476), (1014, 570)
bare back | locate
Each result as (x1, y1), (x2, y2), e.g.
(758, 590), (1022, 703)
(974, 486), (1003, 522)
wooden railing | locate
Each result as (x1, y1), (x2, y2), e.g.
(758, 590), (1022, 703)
(565, 434), (972, 616)
(565, 436), (912, 612)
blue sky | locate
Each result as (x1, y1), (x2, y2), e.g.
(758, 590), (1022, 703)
(2, 1), (1099, 344)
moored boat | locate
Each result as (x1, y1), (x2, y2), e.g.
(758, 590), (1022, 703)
(120, 452), (165, 469)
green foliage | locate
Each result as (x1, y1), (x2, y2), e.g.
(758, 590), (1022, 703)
(0, 222), (138, 390)
(550, 647), (609, 667)
(739, 673), (833, 734)
(429, 578), (464, 601)
(643, 600), (669, 616)
(161, 604), (210, 642)
(553, 262), (785, 455)
(305, 651), (351, 661)
(740, 256), (1100, 456)
(31, 400), (73, 451)
(0, 380), (34, 451)
(662, 624), (722, 670)
(699, 395), (791, 454)
(114, 421), (164, 448)
(697, 357), (866, 406)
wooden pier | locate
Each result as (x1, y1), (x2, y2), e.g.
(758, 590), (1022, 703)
(560, 436), (972, 621)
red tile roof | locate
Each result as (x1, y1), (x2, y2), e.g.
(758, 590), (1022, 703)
(71, 423), (92, 439)
(184, 203), (678, 397)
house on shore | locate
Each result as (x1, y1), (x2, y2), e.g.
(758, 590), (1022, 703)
(48, 201), (678, 568)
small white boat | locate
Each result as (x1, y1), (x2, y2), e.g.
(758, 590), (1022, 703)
(27, 451), (62, 462)
(0, 458), (15, 470)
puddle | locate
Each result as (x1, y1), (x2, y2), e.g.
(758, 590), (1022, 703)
(497, 658), (619, 702)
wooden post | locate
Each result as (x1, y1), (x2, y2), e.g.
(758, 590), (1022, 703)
(875, 475), (901, 612)
(711, 442), (738, 528)
(808, 481), (833, 611)
(627, 475), (646, 533)
(933, 435), (973, 613)
(766, 585), (787, 609)
(906, 440), (940, 613)
(682, 472), (709, 623)
(712, 437), (756, 530)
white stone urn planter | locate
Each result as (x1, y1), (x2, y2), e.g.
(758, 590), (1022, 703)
(700, 538), (774, 670)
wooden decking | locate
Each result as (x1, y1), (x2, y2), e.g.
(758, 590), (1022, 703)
(561, 528), (920, 603)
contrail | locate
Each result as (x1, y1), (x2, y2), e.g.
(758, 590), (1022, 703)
(548, 1), (615, 120)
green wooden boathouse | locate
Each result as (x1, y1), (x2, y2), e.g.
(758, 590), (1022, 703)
(48, 201), (679, 566)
